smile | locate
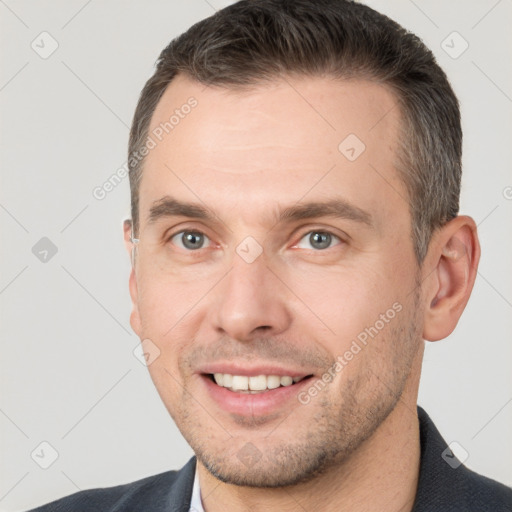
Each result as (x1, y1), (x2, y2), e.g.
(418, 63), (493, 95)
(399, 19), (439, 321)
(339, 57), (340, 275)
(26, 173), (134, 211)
(199, 370), (315, 416)
(210, 373), (308, 393)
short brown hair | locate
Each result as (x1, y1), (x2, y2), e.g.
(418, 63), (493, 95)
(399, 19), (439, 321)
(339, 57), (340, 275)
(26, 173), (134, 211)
(128, 0), (462, 263)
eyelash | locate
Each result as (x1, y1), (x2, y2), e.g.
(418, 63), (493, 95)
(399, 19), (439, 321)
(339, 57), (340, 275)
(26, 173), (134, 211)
(165, 228), (345, 252)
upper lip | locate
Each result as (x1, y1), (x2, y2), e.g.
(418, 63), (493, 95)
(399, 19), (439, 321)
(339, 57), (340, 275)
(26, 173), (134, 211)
(198, 362), (313, 378)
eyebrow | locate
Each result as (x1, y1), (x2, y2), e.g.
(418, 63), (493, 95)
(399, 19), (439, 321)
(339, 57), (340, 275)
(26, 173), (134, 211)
(147, 195), (373, 228)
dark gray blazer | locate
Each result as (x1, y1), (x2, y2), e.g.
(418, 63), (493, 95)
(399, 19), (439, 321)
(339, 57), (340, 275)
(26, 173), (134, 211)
(28, 407), (512, 511)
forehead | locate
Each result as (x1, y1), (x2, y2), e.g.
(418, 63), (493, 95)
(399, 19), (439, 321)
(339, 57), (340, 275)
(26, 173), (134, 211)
(140, 74), (408, 231)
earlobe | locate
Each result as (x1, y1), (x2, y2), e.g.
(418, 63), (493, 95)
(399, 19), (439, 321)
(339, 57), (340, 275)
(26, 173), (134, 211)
(422, 216), (480, 341)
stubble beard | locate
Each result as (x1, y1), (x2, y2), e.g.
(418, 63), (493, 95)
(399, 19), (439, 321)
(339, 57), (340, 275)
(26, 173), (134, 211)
(176, 291), (422, 489)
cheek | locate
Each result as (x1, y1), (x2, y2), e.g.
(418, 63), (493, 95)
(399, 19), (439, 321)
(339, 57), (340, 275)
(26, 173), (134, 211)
(136, 270), (208, 330)
(138, 288), (192, 407)
(145, 362), (184, 425)
(289, 262), (405, 346)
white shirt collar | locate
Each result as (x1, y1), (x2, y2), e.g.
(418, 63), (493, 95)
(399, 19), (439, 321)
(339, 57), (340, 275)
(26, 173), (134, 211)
(189, 465), (205, 512)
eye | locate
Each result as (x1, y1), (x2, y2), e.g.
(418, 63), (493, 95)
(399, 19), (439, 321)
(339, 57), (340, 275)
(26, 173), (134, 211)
(169, 230), (211, 251)
(295, 231), (342, 250)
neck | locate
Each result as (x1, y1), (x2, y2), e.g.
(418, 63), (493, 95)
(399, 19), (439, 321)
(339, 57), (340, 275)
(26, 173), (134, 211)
(197, 356), (423, 512)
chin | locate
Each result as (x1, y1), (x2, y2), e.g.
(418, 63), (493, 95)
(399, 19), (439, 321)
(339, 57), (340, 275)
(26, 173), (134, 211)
(197, 446), (338, 488)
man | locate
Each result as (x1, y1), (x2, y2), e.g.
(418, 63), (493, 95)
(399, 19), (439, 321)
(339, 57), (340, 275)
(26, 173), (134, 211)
(29, 0), (512, 510)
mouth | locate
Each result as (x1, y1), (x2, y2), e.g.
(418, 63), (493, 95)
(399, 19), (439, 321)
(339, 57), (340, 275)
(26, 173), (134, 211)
(199, 370), (316, 417)
(204, 372), (314, 394)
(196, 360), (319, 417)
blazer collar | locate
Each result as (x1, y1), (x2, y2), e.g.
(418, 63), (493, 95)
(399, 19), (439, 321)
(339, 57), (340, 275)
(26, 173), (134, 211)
(412, 406), (469, 510)
(166, 456), (196, 512)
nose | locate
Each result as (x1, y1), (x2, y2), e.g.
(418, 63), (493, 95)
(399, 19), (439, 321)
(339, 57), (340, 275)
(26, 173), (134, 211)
(209, 254), (292, 342)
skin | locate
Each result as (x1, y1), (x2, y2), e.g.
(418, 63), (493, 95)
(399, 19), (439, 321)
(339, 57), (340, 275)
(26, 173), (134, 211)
(123, 74), (480, 511)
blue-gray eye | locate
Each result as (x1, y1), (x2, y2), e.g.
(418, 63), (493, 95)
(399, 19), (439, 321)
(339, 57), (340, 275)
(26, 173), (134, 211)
(171, 231), (211, 250)
(296, 231), (341, 250)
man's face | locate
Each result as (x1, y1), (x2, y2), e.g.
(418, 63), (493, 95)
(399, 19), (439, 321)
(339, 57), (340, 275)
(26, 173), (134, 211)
(127, 75), (425, 486)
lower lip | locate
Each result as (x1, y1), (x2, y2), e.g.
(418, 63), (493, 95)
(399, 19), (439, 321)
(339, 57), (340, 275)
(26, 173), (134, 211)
(201, 375), (313, 417)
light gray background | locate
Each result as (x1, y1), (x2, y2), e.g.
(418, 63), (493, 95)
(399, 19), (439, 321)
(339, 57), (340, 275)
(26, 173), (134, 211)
(1, 1), (511, 510)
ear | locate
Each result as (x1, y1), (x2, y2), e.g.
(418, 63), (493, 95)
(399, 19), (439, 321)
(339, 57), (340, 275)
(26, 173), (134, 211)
(123, 219), (142, 337)
(422, 216), (480, 341)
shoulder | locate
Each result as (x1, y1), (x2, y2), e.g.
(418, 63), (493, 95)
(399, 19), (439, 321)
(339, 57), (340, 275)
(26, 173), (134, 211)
(456, 464), (512, 511)
(26, 458), (196, 512)
(414, 407), (512, 511)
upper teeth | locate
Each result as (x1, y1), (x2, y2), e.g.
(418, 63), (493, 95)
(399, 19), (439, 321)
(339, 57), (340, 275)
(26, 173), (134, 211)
(213, 373), (303, 392)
